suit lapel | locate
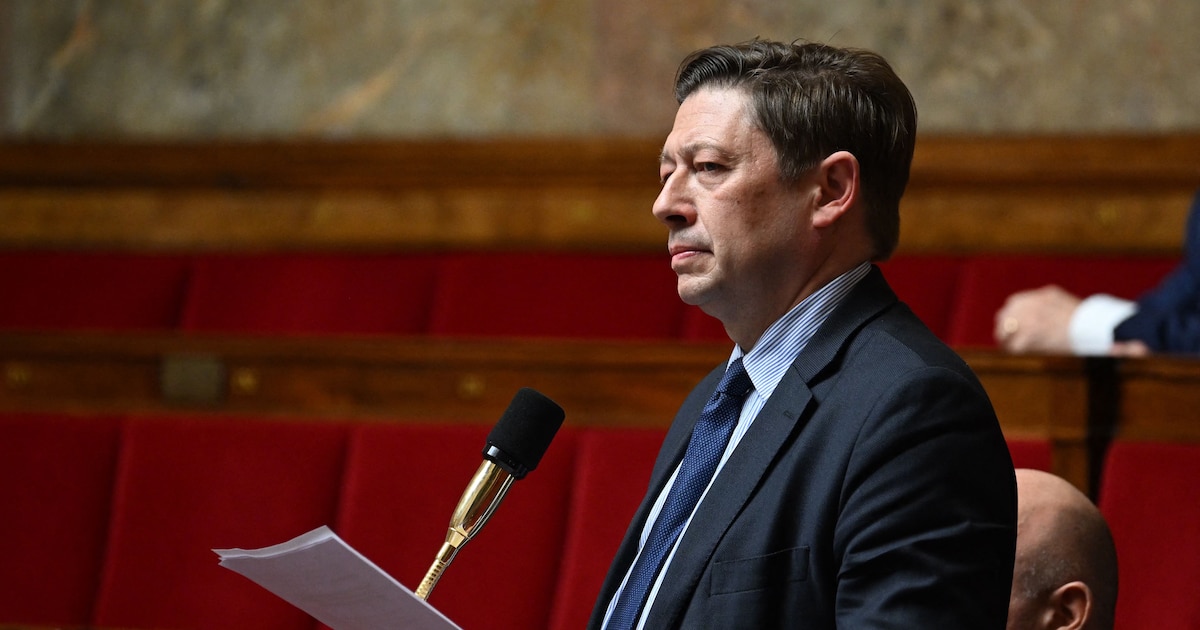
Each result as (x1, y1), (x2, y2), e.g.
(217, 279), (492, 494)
(793, 266), (897, 383)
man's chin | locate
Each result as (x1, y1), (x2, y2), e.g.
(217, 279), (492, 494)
(676, 278), (714, 308)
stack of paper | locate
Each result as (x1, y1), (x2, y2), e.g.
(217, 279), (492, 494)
(215, 526), (461, 630)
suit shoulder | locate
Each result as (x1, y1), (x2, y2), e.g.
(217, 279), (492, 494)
(854, 303), (977, 378)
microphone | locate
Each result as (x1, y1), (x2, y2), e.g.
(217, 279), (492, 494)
(414, 387), (565, 600)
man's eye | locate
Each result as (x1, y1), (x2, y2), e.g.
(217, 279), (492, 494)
(697, 162), (721, 172)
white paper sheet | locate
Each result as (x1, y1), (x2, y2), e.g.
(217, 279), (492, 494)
(215, 526), (462, 630)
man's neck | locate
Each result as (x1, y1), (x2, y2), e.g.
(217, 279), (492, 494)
(727, 257), (872, 351)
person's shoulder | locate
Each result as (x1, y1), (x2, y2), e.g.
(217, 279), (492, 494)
(844, 304), (983, 389)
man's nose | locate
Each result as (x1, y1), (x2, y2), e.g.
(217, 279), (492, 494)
(652, 174), (694, 226)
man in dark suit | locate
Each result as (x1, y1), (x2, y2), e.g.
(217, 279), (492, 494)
(995, 189), (1200, 356)
(589, 40), (1017, 629)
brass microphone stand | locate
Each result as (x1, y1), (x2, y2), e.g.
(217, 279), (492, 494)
(415, 460), (514, 600)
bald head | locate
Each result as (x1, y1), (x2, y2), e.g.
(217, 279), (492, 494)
(1007, 469), (1118, 630)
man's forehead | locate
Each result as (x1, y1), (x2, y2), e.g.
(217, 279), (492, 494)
(674, 88), (753, 128)
(659, 90), (762, 160)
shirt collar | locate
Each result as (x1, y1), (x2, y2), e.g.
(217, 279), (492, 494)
(730, 262), (871, 399)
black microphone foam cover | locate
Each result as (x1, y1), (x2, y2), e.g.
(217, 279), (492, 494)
(484, 387), (565, 479)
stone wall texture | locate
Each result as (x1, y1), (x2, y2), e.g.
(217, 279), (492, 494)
(3, 0), (1199, 139)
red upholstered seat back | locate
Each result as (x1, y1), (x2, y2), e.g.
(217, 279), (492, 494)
(0, 251), (190, 331)
(878, 255), (965, 341)
(180, 253), (441, 335)
(1098, 441), (1200, 630)
(946, 255), (1178, 348)
(92, 416), (347, 630)
(1006, 438), (1053, 472)
(428, 252), (684, 339)
(681, 305), (727, 342)
(0, 413), (121, 626)
(549, 427), (667, 630)
(334, 422), (578, 630)
(683, 257), (966, 343)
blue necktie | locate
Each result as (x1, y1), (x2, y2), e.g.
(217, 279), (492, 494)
(607, 358), (753, 630)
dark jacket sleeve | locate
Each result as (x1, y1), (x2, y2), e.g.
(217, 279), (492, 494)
(831, 362), (1016, 628)
(1115, 189), (1200, 353)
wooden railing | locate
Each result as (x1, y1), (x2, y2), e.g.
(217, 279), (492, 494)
(1114, 356), (1200, 442)
(0, 332), (1117, 490)
(2, 135), (1199, 255)
(0, 333), (722, 426)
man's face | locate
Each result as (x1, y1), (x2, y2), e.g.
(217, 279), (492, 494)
(653, 87), (818, 332)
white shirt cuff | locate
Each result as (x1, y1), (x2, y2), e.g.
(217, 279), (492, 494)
(1069, 294), (1138, 355)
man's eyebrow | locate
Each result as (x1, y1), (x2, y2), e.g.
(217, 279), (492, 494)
(660, 142), (733, 164)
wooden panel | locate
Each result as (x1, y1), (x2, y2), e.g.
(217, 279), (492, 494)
(901, 134), (1199, 254)
(899, 186), (1193, 255)
(0, 333), (724, 425)
(1, 332), (1101, 489)
(1115, 357), (1200, 442)
(2, 135), (1199, 254)
(961, 351), (1092, 492)
(0, 139), (663, 189)
(0, 187), (663, 253)
(4, 136), (1198, 190)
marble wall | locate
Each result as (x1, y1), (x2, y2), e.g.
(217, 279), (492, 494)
(3, 0), (1199, 140)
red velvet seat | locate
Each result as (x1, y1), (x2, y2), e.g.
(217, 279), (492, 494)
(180, 253), (441, 335)
(0, 251), (190, 331)
(683, 257), (966, 343)
(681, 305), (728, 342)
(92, 416), (348, 630)
(1097, 440), (1200, 630)
(549, 427), (667, 630)
(428, 252), (684, 339)
(1006, 438), (1053, 472)
(334, 422), (578, 630)
(946, 255), (1178, 348)
(0, 413), (121, 626)
(877, 255), (965, 342)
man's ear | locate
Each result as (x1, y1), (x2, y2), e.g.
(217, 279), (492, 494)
(811, 150), (860, 228)
(1045, 581), (1092, 630)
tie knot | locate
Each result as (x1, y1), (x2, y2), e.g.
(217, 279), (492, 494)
(717, 358), (753, 398)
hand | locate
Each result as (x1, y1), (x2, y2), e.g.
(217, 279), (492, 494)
(1110, 340), (1151, 357)
(994, 285), (1081, 354)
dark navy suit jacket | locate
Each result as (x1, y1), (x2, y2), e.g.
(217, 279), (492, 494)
(1115, 189), (1200, 352)
(589, 267), (1017, 629)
